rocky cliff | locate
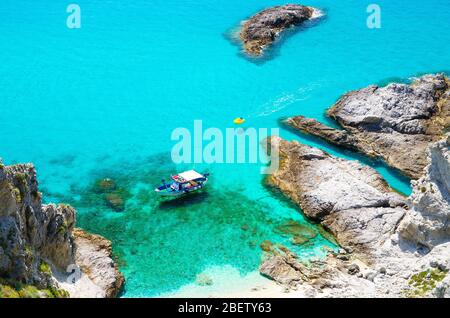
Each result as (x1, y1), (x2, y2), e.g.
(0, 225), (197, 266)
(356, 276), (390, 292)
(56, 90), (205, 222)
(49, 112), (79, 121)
(239, 4), (321, 57)
(286, 74), (450, 179)
(0, 161), (124, 298)
(262, 135), (450, 297)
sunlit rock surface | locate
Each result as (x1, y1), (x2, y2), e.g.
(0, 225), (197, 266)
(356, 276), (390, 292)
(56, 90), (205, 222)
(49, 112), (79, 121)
(0, 162), (123, 297)
(286, 74), (450, 179)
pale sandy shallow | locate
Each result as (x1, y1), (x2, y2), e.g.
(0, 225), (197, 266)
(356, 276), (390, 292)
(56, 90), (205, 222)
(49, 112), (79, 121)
(56, 264), (307, 298)
(158, 265), (308, 298)
(53, 270), (106, 298)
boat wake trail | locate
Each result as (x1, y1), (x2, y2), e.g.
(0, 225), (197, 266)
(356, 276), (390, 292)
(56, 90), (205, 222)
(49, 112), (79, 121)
(252, 82), (321, 118)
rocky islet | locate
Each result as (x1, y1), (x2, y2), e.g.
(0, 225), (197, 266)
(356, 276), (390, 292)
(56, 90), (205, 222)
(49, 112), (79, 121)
(239, 4), (321, 57)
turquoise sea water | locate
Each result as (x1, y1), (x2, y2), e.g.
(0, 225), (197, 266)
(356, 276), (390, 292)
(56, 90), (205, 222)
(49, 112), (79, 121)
(1, 0), (449, 296)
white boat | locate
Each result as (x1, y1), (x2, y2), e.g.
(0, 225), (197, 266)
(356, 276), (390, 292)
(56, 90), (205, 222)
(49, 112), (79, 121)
(155, 170), (209, 197)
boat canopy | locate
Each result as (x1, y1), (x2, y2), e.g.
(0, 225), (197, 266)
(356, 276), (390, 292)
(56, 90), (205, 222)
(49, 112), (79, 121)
(172, 170), (204, 183)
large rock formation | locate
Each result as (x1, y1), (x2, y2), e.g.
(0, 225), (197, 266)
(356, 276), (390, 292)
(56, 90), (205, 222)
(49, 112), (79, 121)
(0, 161), (124, 298)
(239, 4), (320, 57)
(262, 135), (450, 297)
(71, 229), (125, 298)
(286, 74), (450, 179)
(0, 163), (74, 289)
(266, 136), (407, 258)
(398, 136), (450, 249)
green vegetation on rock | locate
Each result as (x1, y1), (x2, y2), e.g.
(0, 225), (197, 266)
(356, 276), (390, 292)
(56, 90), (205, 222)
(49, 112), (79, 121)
(404, 268), (448, 297)
(0, 281), (69, 298)
(0, 284), (20, 298)
(39, 261), (52, 276)
(11, 187), (22, 203)
(24, 245), (33, 257)
(15, 172), (27, 184)
(47, 286), (70, 298)
(17, 285), (41, 298)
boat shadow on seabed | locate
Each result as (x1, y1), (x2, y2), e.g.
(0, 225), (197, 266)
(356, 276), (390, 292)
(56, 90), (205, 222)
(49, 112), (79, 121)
(157, 191), (210, 210)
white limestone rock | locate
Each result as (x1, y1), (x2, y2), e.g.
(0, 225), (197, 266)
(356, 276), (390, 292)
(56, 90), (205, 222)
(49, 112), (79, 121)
(267, 137), (406, 256)
(398, 135), (450, 248)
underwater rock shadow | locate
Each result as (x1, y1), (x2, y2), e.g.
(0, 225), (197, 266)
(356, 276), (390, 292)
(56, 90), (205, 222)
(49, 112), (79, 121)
(48, 154), (77, 167)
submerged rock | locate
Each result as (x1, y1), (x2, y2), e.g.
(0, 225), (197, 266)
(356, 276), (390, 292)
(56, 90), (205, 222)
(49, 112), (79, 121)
(104, 192), (125, 212)
(274, 220), (318, 239)
(286, 74), (450, 179)
(260, 240), (274, 252)
(92, 177), (127, 212)
(291, 235), (310, 246)
(94, 178), (117, 193)
(239, 4), (320, 56)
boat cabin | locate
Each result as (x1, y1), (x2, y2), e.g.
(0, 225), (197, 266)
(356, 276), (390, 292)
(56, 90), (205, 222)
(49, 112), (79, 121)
(170, 170), (205, 190)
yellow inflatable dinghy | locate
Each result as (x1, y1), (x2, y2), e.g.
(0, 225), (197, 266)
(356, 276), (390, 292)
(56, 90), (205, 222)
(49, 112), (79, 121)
(233, 117), (245, 125)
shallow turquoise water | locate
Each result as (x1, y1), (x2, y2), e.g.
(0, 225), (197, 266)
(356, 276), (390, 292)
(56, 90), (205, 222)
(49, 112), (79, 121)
(1, 0), (449, 296)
